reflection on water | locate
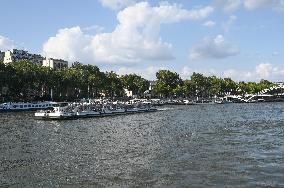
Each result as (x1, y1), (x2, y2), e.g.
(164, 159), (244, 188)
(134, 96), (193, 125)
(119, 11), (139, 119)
(1, 103), (284, 187)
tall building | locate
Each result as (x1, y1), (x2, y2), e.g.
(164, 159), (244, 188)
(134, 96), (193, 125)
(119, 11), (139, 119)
(149, 81), (156, 91)
(0, 51), (4, 62)
(3, 49), (44, 66)
(42, 58), (68, 70)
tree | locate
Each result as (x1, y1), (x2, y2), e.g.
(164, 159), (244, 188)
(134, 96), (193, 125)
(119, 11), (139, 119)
(154, 70), (183, 98)
(190, 72), (207, 98)
(120, 74), (149, 97)
(104, 71), (124, 97)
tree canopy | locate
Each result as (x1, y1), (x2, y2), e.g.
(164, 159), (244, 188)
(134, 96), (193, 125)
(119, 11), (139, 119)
(0, 61), (278, 102)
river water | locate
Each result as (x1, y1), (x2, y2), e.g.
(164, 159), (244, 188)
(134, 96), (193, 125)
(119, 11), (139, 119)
(0, 103), (284, 187)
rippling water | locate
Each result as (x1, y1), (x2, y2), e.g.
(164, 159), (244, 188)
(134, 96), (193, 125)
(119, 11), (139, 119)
(1, 103), (284, 187)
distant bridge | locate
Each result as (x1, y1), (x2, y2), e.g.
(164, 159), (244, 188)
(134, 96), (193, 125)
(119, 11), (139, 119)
(256, 83), (284, 95)
(245, 83), (284, 102)
(224, 83), (284, 103)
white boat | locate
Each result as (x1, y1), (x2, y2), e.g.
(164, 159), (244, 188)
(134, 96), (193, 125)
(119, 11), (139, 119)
(35, 102), (76, 120)
(35, 101), (159, 120)
(0, 101), (57, 112)
(72, 105), (101, 118)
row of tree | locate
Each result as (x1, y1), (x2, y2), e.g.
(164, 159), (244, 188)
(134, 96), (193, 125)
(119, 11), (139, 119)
(0, 61), (148, 101)
(0, 60), (276, 101)
(154, 70), (275, 98)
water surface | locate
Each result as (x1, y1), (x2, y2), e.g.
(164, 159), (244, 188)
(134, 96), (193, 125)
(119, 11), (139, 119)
(0, 103), (284, 187)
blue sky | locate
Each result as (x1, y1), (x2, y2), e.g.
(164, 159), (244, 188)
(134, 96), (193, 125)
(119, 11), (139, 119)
(0, 0), (284, 81)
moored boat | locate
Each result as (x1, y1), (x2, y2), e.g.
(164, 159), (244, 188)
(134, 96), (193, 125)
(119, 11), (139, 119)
(35, 102), (76, 120)
(35, 101), (158, 120)
(0, 101), (57, 112)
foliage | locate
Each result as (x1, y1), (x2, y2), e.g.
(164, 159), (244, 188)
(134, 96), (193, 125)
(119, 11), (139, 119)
(0, 61), (280, 101)
(120, 74), (149, 97)
(154, 70), (183, 97)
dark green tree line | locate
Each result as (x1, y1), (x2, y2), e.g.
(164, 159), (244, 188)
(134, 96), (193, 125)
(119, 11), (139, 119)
(0, 60), (277, 101)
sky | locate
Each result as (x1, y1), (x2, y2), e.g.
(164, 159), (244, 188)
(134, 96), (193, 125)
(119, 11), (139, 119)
(0, 0), (284, 81)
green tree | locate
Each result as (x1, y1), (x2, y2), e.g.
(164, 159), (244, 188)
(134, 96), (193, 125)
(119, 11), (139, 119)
(154, 70), (183, 98)
(120, 74), (149, 97)
(104, 71), (124, 97)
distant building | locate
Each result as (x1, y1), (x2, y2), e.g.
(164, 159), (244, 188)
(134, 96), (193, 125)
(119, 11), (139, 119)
(71, 61), (83, 67)
(3, 49), (44, 66)
(0, 51), (4, 62)
(42, 58), (68, 70)
(149, 81), (156, 91)
(124, 88), (133, 97)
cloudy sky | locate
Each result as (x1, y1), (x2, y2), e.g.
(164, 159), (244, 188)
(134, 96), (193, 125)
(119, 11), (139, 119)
(0, 0), (284, 81)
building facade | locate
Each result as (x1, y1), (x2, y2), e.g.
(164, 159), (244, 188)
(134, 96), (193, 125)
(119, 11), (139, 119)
(149, 81), (156, 91)
(124, 88), (133, 97)
(42, 58), (68, 70)
(3, 49), (44, 66)
(0, 51), (4, 62)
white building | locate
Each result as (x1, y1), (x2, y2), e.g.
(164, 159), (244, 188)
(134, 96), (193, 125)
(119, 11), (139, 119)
(124, 88), (133, 97)
(149, 81), (156, 91)
(42, 58), (68, 70)
(3, 49), (44, 66)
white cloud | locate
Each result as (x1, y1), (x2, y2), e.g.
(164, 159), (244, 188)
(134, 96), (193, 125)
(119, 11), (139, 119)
(215, 0), (284, 12)
(43, 27), (92, 62)
(116, 65), (167, 80)
(224, 0), (242, 12)
(203, 20), (216, 27)
(255, 63), (274, 78)
(243, 0), (270, 10)
(98, 0), (137, 10)
(113, 63), (284, 81)
(214, 0), (241, 13)
(82, 25), (105, 33)
(181, 66), (220, 79)
(43, 2), (214, 64)
(244, 0), (284, 11)
(181, 66), (193, 78)
(0, 35), (15, 51)
(223, 63), (284, 81)
(181, 63), (284, 82)
(190, 34), (239, 60)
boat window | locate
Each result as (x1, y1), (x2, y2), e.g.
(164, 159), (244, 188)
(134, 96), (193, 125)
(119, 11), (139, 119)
(28, 105), (31, 107)
(20, 105), (23, 108)
(32, 105), (34, 107)
(35, 105), (38, 107)
(24, 105), (27, 107)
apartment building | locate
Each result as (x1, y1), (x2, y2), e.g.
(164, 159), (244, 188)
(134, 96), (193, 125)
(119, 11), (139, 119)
(3, 49), (44, 66)
(0, 51), (4, 62)
(42, 58), (68, 70)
